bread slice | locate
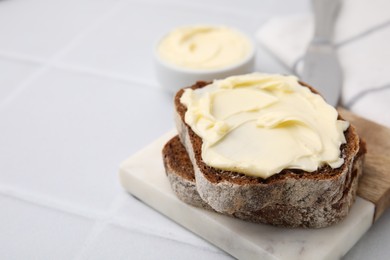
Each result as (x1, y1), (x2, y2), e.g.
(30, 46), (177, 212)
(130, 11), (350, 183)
(162, 135), (213, 210)
(162, 134), (366, 227)
(174, 81), (366, 228)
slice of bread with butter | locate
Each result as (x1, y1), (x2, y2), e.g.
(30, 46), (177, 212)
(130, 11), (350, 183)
(165, 73), (366, 228)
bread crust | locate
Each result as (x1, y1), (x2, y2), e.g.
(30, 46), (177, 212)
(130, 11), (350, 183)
(173, 81), (366, 228)
(163, 136), (213, 210)
(162, 135), (364, 228)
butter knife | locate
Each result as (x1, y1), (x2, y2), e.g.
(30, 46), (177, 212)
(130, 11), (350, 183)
(301, 0), (342, 107)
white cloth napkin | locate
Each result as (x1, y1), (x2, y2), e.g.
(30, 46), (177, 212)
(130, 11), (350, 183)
(256, 0), (390, 128)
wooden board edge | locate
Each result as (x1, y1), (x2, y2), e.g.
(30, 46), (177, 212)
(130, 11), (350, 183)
(338, 107), (390, 222)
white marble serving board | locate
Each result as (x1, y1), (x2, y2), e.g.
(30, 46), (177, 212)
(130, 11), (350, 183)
(119, 130), (375, 260)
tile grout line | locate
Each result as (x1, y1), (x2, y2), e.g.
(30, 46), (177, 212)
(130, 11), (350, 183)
(111, 216), (226, 255)
(0, 50), (48, 65)
(0, 50), (159, 91)
(141, 0), (253, 17)
(0, 0), (260, 94)
(72, 194), (126, 260)
(52, 62), (159, 89)
(0, 0), (126, 111)
(0, 0), (214, 254)
(0, 64), (50, 110)
(0, 184), (105, 220)
(0, 182), (219, 256)
(71, 193), (228, 259)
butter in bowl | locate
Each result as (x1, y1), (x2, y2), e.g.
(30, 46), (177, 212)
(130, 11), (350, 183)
(154, 25), (255, 93)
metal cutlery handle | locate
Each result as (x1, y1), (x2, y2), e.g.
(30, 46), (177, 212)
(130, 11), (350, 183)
(312, 0), (341, 43)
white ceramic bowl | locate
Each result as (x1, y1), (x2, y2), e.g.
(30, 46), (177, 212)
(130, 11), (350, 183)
(154, 29), (256, 93)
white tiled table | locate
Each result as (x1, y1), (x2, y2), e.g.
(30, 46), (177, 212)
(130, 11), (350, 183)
(0, 0), (389, 259)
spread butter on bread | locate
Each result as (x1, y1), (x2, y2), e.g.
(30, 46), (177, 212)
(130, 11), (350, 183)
(164, 73), (366, 228)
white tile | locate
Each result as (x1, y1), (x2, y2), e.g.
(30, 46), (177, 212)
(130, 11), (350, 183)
(0, 58), (40, 101)
(80, 224), (232, 260)
(0, 68), (173, 212)
(156, 0), (310, 16)
(0, 195), (93, 260)
(60, 1), (264, 86)
(0, 0), (119, 58)
(114, 192), (219, 251)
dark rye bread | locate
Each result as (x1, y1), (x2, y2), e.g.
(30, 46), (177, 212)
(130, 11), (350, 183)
(174, 81), (366, 228)
(163, 136), (366, 227)
(162, 135), (212, 210)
